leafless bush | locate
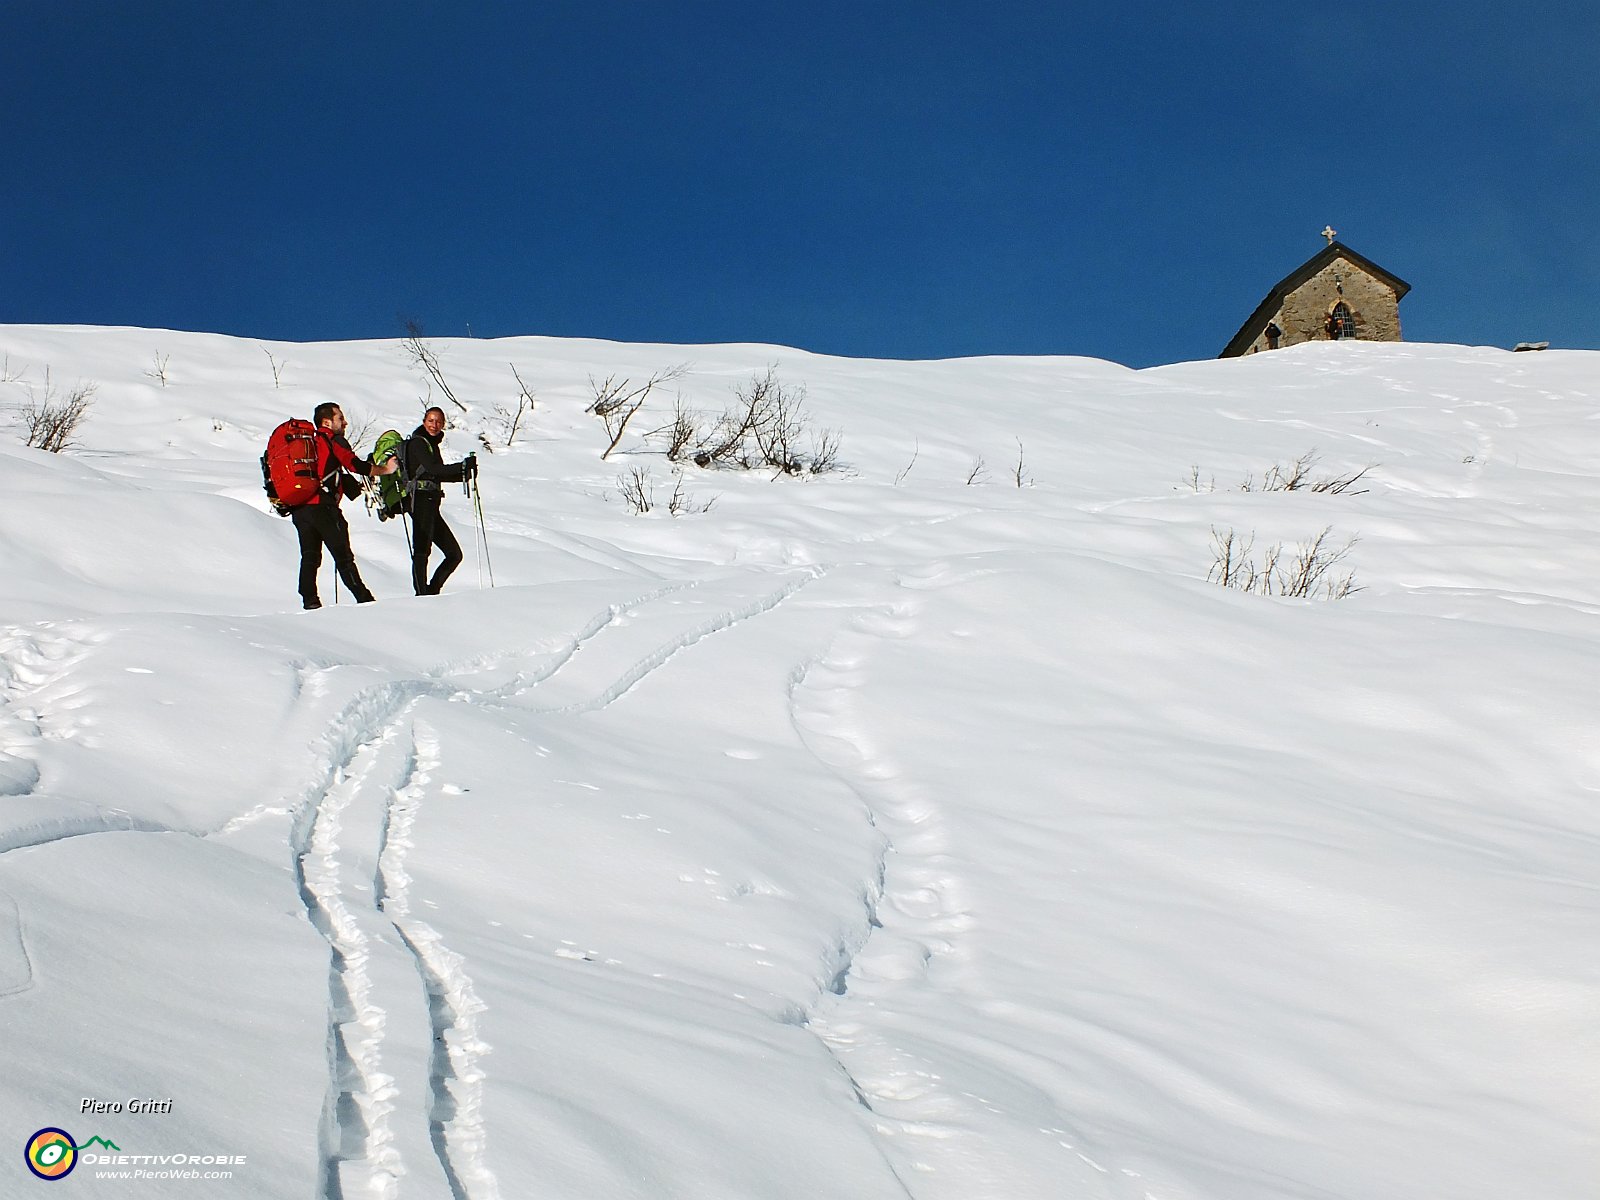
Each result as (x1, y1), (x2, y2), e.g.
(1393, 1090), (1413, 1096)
(647, 395), (705, 463)
(19, 369), (95, 452)
(894, 440), (919, 485)
(401, 318), (466, 413)
(1308, 466), (1374, 494)
(1208, 525), (1361, 599)
(508, 365), (536, 424)
(262, 347), (287, 388)
(808, 427), (843, 476)
(594, 381), (646, 461)
(616, 466), (655, 514)
(750, 370), (807, 474)
(145, 352), (171, 387)
(344, 409), (378, 450)
(667, 472), (716, 516)
(1240, 450), (1373, 494)
(590, 364), (688, 461)
(1277, 527), (1363, 597)
(483, 364), (537, 450)
(694, 401), (755, 469)
(488, 397), (531, 450)
(0, 357), (24, 384)
(1012, 439), (1032, 488)
(588, 363), (687, 417)
(1181, 465), (1216, 492)
(1207, 526), (1257, 590)
(689, 366), (840, 477)
(965, 456), (989, 485)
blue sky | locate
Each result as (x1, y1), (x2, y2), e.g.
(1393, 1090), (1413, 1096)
(4, 3), (1595, 366)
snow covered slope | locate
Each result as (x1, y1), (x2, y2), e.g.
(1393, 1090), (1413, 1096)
(1, 326), (1595, 1199)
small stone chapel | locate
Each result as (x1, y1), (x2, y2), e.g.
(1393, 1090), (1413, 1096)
(1220, 229), (1410, 357)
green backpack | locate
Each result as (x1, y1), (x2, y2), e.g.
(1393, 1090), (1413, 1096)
(371, 429), (411, 520)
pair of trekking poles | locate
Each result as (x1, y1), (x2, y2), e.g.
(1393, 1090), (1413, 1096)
(391, 470), (495, 588)
(336, 467), (495, 603)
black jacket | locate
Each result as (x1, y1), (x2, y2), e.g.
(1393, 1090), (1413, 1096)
(403, 425), (466, 496)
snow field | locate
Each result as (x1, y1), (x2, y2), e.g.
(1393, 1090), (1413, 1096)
(0, 326), (1595, 1198)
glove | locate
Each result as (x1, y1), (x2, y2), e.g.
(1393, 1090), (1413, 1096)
(462, 453), (478, 481)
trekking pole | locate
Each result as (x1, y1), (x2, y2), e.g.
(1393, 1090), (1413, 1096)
(463, 474), (479, 588)
(472, 474), (495, 588)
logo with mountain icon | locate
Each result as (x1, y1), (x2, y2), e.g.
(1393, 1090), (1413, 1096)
(24, 1129), (122, 1181)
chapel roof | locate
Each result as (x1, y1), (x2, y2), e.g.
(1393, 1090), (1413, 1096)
(1220, 242), (1411, 358)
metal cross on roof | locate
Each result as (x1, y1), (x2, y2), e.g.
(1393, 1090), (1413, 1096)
(1322, 225), (1338, 245)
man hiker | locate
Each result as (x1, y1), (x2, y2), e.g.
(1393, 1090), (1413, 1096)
(404, 406), (477, 596)
(293, 403), (397, 610)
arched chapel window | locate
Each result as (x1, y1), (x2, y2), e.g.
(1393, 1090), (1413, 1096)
(1329, 302), (1354, 340)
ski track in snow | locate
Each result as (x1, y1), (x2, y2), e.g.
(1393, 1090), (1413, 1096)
(0, 620), (103, 800)
(788, 566), (979, 1176)
(286, 684), (499, 1199)
(790, 563), (1130, 1197)
(515, 567), (823, 716)
(274, 567), (821, 1196)
(295, 711), (436, 1200)
(0, 566), (848, 1193)
(379, 723), (499, 1200)
(0, 886), (34, 998)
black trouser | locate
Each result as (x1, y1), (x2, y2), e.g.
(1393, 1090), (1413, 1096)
(291, 504), (374, 607)
(410, 491), (463, 596)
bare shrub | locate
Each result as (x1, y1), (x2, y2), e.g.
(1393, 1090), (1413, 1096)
(262, 347), (287, 388)
(650, 396), (704, 463)
(1240, 450), (1374, 495)
(145, 352), (171, 387)
(616, 466), (654, 514)
(593, 379), (646, 461)
(694, 403), (755, 469)
(483, 364), (537, 450)
(690, 366), (839, 477)
(1277, 526), (1362, 597)
(965, 456), (989, 485)
(808, 427), (843, 475)
(1208, 525), (1361, 599)
(19, 370), (95, 452)
(894, 440), (919, 485)
(1207, 526), (1255, 590)
(590, 365), (688, 461)
(401, 318), (466, 412)
(1309, 466), (1374, 494)
(1181, 465), (1215, 493)
(588, 363), (687, 417)
(489, 397), (532, 449)
(344, 409), (378, 450)
(667, 472), (716, 516)
(1012, 438), (1031, 488)
(750, 370), (807, 474)
(0, 356), (24, 384)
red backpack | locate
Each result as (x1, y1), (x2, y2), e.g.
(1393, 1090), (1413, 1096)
(261, 419), (324, 511)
